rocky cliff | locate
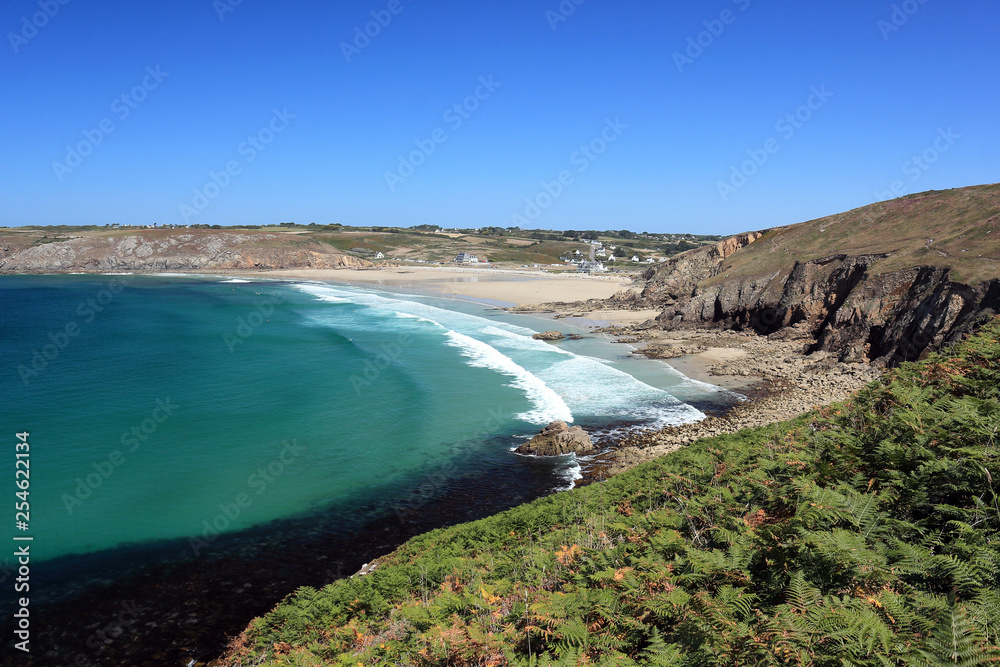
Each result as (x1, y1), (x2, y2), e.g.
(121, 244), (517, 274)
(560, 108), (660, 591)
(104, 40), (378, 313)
(0, 230), (370, 273)
(622, 185), (1000, 365)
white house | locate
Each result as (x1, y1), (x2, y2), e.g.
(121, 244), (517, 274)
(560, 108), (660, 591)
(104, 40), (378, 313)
(455, 253), (479, 264)
(374, 252), (385, 259)
(607, 255), (617, 262)
(631, 256), (640, 263)
(577, 260), (606, 273)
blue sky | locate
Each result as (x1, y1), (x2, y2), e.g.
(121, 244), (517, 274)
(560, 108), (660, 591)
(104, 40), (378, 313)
(1, 0), (997, 235)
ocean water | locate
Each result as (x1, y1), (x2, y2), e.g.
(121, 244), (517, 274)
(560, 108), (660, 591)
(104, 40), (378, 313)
(0, 274), (732, 663)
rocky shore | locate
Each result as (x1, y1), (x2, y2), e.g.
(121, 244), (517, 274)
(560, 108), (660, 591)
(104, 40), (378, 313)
(576, 322), (882, 479)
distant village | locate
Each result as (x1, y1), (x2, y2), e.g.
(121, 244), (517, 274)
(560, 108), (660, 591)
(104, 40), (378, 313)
(452, 239), (671, 273)
(7, 221), (721, 272)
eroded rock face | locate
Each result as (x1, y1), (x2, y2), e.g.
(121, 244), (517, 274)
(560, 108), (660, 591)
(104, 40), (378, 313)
(636, 231), (767, 303)
(617, 232), (1000, 367)
(0, 232), (371, 273)
(532, 331), (565, 341)
(515, 420), (594, 457)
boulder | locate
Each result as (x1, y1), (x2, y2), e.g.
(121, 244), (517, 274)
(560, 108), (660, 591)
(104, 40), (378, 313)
(516, 420), (595, 457)
(532, 331), (565, 341)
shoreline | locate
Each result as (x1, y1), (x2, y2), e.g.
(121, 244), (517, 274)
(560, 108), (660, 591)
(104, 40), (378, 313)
(222, 266), (642, 321)
(14, 454), (567, 667)
(246, 267), (885, 482)
(4, 271), (882, 666)
(576, 324), (883, 479)
(16, 269), (878, 464)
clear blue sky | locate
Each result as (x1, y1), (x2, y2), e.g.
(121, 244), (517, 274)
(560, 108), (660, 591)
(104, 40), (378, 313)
(1, 0), (997, 235)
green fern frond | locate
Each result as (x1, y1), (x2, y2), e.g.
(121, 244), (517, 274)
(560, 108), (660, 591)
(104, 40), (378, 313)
(909, 605), (1000, 666)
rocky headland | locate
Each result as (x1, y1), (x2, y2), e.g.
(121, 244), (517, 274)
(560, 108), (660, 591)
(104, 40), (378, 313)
(511, 185), (1000, 476)
(0, 229), (369, 274)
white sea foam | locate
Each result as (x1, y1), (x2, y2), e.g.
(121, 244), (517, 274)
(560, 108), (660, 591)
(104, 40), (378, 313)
(305, 292), (351, 304)
(554, 457), (583, 492)
(525, 351), (707, 428)
(512, 448), (585, 492)
(221, 278), (251, 283)
(395, 312), (441, 326)
(443, 331), (573, 425)
(292, 283), (529, 337)
(291, 281), (712, 429)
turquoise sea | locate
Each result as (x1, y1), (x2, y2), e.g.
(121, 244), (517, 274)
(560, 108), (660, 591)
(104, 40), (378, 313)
(0, 274), (734, 664)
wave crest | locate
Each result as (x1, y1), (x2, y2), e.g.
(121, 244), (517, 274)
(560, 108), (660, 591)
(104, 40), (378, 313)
(443, 331), (573, 425)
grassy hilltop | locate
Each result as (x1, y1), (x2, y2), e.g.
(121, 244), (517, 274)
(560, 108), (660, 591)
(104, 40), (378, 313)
(704, 183), (1000, 288)
(0, 223), (722, 271)
(222, 319), (1000, 666)
(625, 184), (1000, 367)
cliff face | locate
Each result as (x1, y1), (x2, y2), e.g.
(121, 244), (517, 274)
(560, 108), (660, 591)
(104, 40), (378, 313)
(629, 186), (1000, 366)
(636, 230), (768, 302)
(647, 253), (999, 365)
(0, 231), (370, 273)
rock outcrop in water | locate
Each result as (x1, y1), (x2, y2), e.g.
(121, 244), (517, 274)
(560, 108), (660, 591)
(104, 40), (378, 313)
(516, 420), (594, 457)
(0, 230), (370, 274)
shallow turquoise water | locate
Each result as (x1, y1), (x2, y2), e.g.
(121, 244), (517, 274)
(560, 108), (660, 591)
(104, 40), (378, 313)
(0, 274), (717, 565)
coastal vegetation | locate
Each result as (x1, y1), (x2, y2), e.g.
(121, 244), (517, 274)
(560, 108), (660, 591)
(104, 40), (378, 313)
(702, 184), (1000, 287)
(223, 318), (1000, 666)
(0, 223), (720, 273)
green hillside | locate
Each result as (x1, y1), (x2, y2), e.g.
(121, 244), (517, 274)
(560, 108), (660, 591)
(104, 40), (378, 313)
(706, 183), (1000, 287)
(223, 318), (1000, 666)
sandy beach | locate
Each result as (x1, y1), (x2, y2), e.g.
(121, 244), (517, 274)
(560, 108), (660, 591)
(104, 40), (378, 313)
(232, 265), (884, 481)
(233, 266), (640, 317)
